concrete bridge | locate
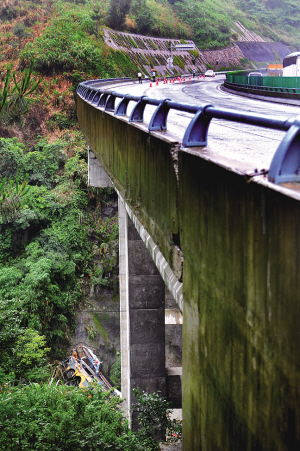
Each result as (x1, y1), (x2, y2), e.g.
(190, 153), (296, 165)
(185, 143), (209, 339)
(77, 78), (300, 450)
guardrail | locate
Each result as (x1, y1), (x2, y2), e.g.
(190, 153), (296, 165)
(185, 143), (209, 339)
(77, 79), (300, 185)
(226, 74), (300, 89)
(225, 81), (300, 95)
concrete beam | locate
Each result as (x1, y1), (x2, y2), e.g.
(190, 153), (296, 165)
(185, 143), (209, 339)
(88, 149), (113, 188)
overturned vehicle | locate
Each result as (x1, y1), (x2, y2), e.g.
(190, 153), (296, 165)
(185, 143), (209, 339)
(61, 345), (121, 397)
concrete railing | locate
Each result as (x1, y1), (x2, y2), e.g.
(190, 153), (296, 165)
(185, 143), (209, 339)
(78, 79), (300, 185)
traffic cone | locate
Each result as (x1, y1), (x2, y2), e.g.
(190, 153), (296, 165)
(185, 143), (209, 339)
(156, 79), (159, 85)
(150, 82), (152, 87)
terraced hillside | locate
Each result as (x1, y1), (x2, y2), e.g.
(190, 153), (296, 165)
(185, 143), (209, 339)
(104, 28), (292, 74)
(104, 29), (208, 75)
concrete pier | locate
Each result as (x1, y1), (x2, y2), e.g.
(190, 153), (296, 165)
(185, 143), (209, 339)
(119, 199), (166, 427)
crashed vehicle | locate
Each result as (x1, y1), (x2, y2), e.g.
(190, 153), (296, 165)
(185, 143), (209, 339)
(61, 345), (121, 397)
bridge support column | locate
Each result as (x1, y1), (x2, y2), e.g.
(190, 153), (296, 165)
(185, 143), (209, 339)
(119, 198), (166, 428)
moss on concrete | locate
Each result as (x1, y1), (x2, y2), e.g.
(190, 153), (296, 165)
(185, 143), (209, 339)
(93, 313), (109, 343)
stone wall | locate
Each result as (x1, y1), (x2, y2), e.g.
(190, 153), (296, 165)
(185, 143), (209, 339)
(202, 45), (245, 70)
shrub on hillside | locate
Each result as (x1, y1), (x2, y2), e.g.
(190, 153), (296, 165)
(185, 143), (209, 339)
(21, 19), (117, 76)
(0, 384), (140, 450)
(20, 17), (139, 77)
(0, 137), (91, 358)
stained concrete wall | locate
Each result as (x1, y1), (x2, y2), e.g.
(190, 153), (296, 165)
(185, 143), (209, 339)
(179, 151), (300, 450)
(78, 94), (300, 450)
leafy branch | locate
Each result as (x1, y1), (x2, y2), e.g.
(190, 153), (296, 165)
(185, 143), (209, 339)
(0, 58), (41, 125)
(12, 57), (42, 98)
(0, 174), (31, 222)
(132, 388), (182, 449)
(0, 64), (15, 114)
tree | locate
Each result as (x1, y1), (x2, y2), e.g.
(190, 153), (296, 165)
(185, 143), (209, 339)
(0, 65), (13, 116)
(133, 388), (182, 450)
(0, 299), (24, 379)
(135, 0), (155, 35)
(0, 384), (141, 451)
(107, 0), (132, 30)
(7, 57), (42, 125)
(13, 328), (50, 381)
(0, 59), (41, 125)
(0, 301), (49, 383)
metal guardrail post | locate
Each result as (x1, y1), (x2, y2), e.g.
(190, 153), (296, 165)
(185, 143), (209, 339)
(268, 117), (300, 184)
(105, 93), (118, 112)
(149, 98), (171, 131)
(129, 95), (148, 123)
(98, 92), (110, 107)
(182, 105), (213, 147)
(115, 94), (131, 116)
(91, 91), (101, 105)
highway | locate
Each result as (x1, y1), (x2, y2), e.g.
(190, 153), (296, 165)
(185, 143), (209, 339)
(111, 75), (300, 174)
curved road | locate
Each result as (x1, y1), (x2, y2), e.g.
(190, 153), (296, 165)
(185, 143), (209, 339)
(107, 76), (300, 173)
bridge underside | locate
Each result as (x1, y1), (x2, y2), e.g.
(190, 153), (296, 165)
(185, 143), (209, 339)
(78, 95), (300, 450)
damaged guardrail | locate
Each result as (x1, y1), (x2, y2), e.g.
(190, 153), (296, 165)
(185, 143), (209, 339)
(77, 79), (300, 185)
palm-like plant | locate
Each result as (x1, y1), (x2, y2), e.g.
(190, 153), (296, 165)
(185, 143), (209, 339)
(0, 58), (41, 125)
(6, 58), (42, 122)
(0, 173), (30, 222)
(0, 64), (14, 114)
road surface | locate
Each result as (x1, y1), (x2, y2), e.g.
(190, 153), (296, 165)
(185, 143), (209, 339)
(103, 76), (300, 173)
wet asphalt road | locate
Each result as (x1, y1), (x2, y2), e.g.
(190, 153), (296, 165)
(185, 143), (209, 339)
(106, 76), (300, 173)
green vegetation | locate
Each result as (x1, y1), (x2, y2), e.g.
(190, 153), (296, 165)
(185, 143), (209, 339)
(0, 59), (41, 126)
(0, 126), (178, 450)
(133, 388), (182, 449)
(235, 0), (300, 46)
(20, 12), (138, 77)
(0, 384), (140, 451)
(0, 381), (181, 450)
(0, 137), (91, 359)
(110, 353), (121, 390)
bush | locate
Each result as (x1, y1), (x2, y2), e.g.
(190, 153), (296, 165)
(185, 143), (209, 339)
(21, 18), (117, 76)
(0, 384), (140, 451)
(133, 388), (182, 449)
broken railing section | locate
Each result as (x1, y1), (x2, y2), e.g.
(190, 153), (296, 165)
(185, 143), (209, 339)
(77, 81), (300, 185)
